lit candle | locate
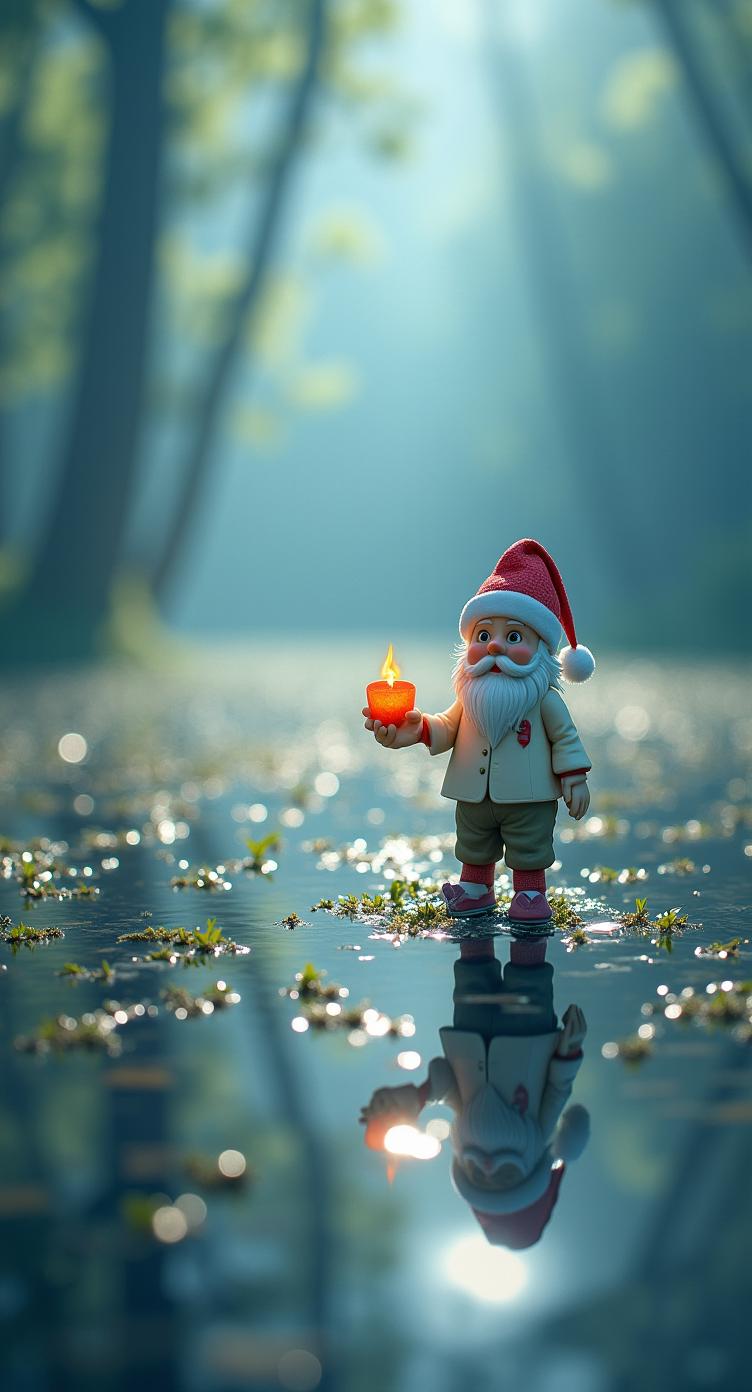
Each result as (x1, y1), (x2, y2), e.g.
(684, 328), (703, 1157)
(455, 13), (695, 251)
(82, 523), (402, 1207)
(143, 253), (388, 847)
(366, 645), (416, 727)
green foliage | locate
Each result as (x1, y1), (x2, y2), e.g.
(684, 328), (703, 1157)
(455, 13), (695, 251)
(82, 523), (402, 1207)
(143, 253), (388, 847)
(698, 938), (745, 958)
(15, 1009), (122, 1056)
(0, 920), (64, 945)
(58, 959), (114, 982)
(281, 911), (303, 929)
(117, 919), (247, 956)
(546, 892), (585, 928)
(162, 981), (240, 1018)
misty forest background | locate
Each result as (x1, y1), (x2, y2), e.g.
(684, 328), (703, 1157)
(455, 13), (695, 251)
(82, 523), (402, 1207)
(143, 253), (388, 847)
(0, 0), (750, 664)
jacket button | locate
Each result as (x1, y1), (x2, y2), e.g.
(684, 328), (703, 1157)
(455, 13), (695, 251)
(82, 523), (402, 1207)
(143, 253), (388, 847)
(482, 748), (488, 756)
(479, 767), (486, 774)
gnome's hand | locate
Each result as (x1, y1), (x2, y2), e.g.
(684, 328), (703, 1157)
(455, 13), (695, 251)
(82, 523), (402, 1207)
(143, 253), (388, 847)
(557, 1003), (587, 1058)
(359, 1084), (423, 1123)
(561, 775), (590, 820)
(362, 707), (423, 749)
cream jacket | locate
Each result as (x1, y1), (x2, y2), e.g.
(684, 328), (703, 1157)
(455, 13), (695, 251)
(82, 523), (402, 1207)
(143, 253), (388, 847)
(425, 688), (590, 804)
(427, 1028), (582, 1143)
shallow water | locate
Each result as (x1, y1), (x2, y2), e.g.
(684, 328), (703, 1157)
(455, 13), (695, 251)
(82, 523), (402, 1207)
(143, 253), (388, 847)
(0, 643), (750, 1392)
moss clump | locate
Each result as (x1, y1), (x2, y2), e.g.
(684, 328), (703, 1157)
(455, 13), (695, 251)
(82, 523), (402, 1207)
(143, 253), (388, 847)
(546, 892), (584, 929)
(15, 1010), (122, 1056)
(117, 918), (248, 957)
(170, 866), (232, 892)
(619, 898), (696, 952)
(696, 938), (745, 959)
(1, 921), (65, 947)
(281, 912), (303, 930)
(563, 926), (590, 950)
(58, 960), (115, 982)
(162, 981), (240, 1018)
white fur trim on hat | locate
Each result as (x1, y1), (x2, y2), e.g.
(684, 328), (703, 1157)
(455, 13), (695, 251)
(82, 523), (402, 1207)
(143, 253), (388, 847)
(459, 591), (563, 650)
(450, 1148), (554, 1215)
(559, 644), (595, 684)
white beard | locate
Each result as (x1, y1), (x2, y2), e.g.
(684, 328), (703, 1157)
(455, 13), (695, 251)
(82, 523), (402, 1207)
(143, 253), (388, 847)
(452, 642), (561, 748)
(453, 1083), (544, 1178)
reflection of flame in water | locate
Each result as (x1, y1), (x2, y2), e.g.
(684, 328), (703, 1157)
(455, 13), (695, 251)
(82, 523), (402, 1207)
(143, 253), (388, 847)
(442, 1234), (527, 1304)
(384, 1125), (441, 1160)
(380, 644), (401, 687)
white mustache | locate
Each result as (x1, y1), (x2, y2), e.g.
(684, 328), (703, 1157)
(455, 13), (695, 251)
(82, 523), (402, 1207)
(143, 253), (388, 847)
(466, 650), (542, 678)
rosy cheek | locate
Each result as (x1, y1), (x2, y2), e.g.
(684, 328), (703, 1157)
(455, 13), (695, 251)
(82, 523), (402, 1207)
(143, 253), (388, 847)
(467, 641), (487, 666)
(508, 643), (532, 665)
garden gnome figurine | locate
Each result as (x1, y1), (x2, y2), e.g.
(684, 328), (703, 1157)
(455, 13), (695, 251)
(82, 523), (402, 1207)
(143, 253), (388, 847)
(359, 935), (590, 1249)
(363, 539), (594, 923)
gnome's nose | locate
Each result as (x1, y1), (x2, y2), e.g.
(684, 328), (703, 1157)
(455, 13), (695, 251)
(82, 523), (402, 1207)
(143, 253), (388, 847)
(487, 641), (504, 656)
(481, 1155), (495, 1173)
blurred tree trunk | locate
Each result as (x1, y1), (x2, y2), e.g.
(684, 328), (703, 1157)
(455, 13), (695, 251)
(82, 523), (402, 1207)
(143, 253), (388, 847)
(0, 24), (38, 548)
(151, 0), (327, 607)
(654, 0), (752, 264)
(484, 10), (635, 566)
(4, 0), (170, 660)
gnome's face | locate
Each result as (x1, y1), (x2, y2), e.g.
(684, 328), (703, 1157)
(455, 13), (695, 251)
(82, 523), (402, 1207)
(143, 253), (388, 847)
(453, 615), (561, 748)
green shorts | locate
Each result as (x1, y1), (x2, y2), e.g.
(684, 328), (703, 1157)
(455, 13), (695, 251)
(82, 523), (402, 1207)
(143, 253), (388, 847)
(454, 797), (557, 870)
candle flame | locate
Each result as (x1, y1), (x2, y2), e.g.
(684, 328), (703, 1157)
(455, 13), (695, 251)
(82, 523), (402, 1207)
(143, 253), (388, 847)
(380, 644), (401, 688)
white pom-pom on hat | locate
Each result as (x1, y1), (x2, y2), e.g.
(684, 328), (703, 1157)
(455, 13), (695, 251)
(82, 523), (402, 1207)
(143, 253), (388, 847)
(559, 644), (595, 684)
(555, 1104), (590, 1162)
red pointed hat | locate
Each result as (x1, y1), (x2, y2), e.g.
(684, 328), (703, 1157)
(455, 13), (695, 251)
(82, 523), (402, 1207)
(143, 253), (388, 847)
(459, 538), (595, 683)
(472, 1163), (566, 1250)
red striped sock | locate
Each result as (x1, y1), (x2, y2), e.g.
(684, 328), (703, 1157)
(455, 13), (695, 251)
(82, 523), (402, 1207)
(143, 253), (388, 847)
(461, 861), (495, 887)
(513, 869), (546, 893)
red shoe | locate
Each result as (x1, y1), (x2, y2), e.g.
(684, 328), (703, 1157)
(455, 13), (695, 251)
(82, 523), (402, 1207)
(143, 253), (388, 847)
(508, 890), (552, 924)
(442, 882), (496, 918)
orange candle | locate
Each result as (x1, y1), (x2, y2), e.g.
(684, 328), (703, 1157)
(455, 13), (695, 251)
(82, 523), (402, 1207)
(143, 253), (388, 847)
(366, 645), (416, 727)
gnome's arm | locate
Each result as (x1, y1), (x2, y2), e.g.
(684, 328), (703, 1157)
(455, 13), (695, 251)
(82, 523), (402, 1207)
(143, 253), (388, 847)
(538, 1051), (584, 1143)
(423, 700), (463, 756)
(540, 690), (591, 777)
(360, 1058), (458, 1124)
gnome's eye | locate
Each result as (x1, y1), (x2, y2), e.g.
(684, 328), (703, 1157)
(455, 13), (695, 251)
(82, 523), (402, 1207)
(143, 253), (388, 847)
(507, 630), (522, 644)
(477, 630), (491, 643)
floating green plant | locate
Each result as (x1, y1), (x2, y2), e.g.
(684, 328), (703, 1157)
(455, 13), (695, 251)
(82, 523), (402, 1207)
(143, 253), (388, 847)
(563, 926), (591, 950)
(162, 981), (240, 1018)
(546, 892), (585, 929)
(117, 918), (248, 957)
(281, 912), (303, 930)
(170, 865), (232, 892)
(696, 938), (745, 959)
(283, 962), (416, 1041)
(58, 960), (115, 983)
(643, 979), (752, 1040)
(15, 1009), (122, 1056)
(1, 921), (64, 947)
(601, 1032), (654, 1066)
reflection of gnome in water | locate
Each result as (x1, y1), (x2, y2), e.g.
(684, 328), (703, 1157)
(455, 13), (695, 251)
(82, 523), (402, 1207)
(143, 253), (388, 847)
(360, 934), (589, 1249)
